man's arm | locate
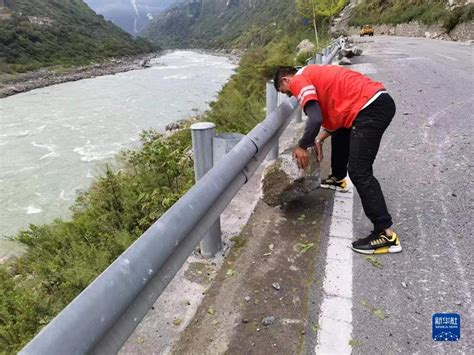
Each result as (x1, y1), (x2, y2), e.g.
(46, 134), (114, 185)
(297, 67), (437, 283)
(293, 100), (323, 169)
(298, 100), (323, 148)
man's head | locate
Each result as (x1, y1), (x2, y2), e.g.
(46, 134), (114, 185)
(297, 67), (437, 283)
(273, 66), (297, 96)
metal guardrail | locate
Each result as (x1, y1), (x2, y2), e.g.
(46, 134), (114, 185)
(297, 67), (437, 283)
(307, 37), (342, 65)
(20, 41), (341, 355)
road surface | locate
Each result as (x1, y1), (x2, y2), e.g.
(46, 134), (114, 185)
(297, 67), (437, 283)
(311, 35), (473, 354)
(125, 36), (474, 354)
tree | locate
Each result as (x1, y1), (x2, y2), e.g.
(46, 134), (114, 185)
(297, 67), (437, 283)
(295, 0), (346, 47)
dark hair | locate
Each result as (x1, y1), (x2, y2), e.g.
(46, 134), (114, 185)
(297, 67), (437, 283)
(273, 66), (297, 91)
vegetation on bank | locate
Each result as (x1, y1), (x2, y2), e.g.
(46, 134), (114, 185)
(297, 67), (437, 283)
(350, 0), (474, 31)
(0, 0), (156, 74)
(0, 1), (331, 352)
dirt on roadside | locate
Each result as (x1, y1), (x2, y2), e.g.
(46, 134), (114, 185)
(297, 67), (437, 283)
(171, 187), (333, 354)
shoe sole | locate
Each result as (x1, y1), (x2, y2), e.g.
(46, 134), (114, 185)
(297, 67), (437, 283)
(351, 244), (402, 255)
(320, 184), (349, 193)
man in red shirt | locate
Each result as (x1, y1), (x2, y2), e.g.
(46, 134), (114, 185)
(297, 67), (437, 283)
(273, 65), (402, 254)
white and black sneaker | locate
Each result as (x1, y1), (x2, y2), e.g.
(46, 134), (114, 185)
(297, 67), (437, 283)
(320, 175), (349, 192)
(352, 231), (402, 254)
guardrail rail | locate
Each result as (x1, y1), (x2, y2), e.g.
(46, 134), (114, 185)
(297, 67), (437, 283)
(20, 40), (342, 355)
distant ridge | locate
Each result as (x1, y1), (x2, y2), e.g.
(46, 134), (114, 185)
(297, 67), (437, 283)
(141, 0), (297, 49)
(83, 0), (180, 35)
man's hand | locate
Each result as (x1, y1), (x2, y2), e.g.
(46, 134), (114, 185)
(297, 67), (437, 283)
(315, 140), (324, 162)
(293, 147), (309, 169)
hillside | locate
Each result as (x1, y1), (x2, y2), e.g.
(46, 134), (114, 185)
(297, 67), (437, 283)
(350, 0), (474, 30)
(0, 0), (157, 73)
(141, 0), (306, 49)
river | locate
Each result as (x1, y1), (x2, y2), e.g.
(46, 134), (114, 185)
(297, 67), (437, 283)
(0, 51), (236, 258)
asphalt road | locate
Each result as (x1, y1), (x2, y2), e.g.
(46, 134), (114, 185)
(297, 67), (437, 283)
(341, 36), (473, 354)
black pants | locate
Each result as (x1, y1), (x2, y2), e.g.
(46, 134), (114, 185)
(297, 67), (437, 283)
(331, 93), (396, 232)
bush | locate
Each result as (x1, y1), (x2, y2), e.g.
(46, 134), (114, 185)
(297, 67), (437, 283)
(443, 4), (474, 32)
(0, 130), (194, 352)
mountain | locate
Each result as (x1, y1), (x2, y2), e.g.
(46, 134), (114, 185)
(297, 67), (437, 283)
(0, 0), (157, 73)
(83, 0), (179, 35)
(142, 0), (300, 49)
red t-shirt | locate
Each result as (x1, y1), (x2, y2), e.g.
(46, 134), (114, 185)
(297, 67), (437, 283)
(289, 65), (385, 131)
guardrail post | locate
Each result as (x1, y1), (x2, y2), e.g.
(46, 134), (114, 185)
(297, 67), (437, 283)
(295, 107), (303, 123)
(213, 133), (245, 165)
(191, 122), (222, 258)
(316, 52), (323, 64)
(266, 81), (279, 160)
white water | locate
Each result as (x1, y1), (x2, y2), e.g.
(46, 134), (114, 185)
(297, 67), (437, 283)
(0, 51), (236, 247)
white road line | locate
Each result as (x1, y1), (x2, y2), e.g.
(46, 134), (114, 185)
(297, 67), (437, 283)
(434, 53), (458, 61)
(315, 181), (354, 355)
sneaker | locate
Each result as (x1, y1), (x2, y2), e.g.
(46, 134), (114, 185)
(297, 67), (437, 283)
(320, 175), (349, 192)
(351, 231), (402, 254)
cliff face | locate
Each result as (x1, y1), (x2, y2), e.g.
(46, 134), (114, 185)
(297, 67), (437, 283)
(83, 0), (179, 35)
(141, 0), (296, 49)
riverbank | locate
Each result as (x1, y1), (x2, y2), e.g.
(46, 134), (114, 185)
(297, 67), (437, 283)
(0, 53), (159, 99)
(0, 49), (243, 99)
(0, 50), (237, 264)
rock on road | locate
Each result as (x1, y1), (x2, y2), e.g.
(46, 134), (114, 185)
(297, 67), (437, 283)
(324, 36), (473, 354)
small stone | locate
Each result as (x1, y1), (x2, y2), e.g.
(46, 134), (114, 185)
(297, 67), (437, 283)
(244, 296), (251, 302)
(401, 282), (407, 288)
(272, 282), (281, 291)
(262, 316), (275, 326)
(242, 318), (250, 323)
(455, 300), (462, 306)
(256, 327), (261, 332)
(338, 57), (352, 65)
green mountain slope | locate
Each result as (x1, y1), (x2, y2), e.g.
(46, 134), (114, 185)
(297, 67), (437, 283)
(142, 0), (305, 49)
(350, 0), (473, 31)
(0, 0), (157, 73)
